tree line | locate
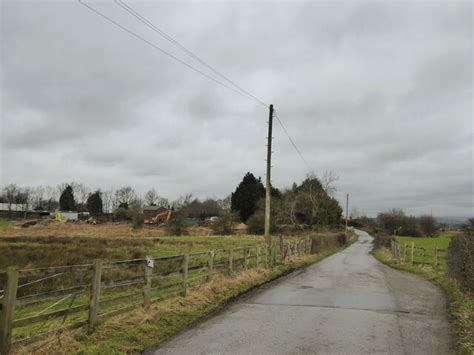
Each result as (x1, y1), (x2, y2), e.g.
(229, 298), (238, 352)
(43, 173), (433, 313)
(0, 170), (343, 233)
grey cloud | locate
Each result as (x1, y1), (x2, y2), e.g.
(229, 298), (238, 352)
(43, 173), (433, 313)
(1, 0), (472, 218)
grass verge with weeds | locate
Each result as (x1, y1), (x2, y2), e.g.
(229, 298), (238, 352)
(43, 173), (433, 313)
(373, 247), (474, 355)
(14, 241), (353, 355)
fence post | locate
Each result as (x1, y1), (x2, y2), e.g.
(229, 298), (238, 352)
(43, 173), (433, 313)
(0, 267), (19, 355)
(287, 242), (292, 260)
(256, 247), (260, 268)
(433, 247), (438, 269)
(244, 248), (248, 269)
(411, 242), (414, 265)
(143, 261), (152, 309)
(264, 246), (268, 268)
(181, 253), (189, 297)
(421, 248), (425, 266)
(279, 235), (284, 260)
(207, 251), (214, 281)
(403, 244), (407, 262)
(228, 249), (234, 274)
(88, 259), (103, 331)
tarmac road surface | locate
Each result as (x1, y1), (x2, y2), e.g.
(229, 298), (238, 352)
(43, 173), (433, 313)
(147, 230), (454, 354)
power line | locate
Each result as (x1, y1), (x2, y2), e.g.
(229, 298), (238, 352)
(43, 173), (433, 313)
(274, 111), (312, 172)
(115, 0), (268, 108)
(78, 1), (312, 173)
(77, 0), (265, 107)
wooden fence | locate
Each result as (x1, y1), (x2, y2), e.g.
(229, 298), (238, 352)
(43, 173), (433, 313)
(389, 240), (447, 270)
(0, 238), (311, 354)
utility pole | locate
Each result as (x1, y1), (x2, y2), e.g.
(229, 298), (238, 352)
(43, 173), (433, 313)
(265, 104), (274, 253)
(345, 193), (349, 230)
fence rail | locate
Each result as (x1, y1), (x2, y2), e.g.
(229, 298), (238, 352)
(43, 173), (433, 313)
(0, 237), (312, 354)
(389, 240), (447, 269)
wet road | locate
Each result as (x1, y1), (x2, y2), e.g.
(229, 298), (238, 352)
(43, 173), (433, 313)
(148, 230), (454, 354)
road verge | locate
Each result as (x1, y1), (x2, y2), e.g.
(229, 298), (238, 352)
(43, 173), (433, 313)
(372, 247), (473, 355)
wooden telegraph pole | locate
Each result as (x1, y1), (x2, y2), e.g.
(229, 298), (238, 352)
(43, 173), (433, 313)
(345, 193), (349, 230)
(265, 104), (274, 260)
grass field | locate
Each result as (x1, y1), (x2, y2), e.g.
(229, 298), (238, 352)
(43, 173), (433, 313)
(0, 219), (267, 271)
(394, 231), (461, 271)
(395, 231), (460, 250)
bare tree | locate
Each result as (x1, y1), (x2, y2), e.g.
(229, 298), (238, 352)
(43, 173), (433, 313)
(102, 189), (115, 213)
(144, 188), (159, 206)
(31, 186), (45, 210)
(45, 185), (59, 211)
(114, 186), (137, 209)
(157, 197), (169, 208)
(71, 182), (90, 210)
(21, 187), (34, 218)
(217, 195), (232, 210)
(321, 170), (339, 197)
(2, 184), (19, 218)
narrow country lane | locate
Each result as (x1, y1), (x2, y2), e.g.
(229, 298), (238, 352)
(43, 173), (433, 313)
(148, 230), (454, 354)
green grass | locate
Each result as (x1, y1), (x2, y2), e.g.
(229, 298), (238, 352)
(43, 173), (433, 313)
(394, 231), (461, 272)
(373, 247), (474, 355)
(395, 231), (461, 250)
(0, 219), (14, 231)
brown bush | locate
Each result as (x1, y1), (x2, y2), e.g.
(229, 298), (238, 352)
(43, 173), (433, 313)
(373, 234), (394, 249)
(308, 232), (346, 253)
(447, 235), (474, 292)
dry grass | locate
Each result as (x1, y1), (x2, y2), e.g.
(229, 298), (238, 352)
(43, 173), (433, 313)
(13, 268), (271, 354)
(0, 221), (216, 239)
(12, 250), (340, 354)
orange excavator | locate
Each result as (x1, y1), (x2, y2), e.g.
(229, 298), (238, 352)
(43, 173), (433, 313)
(147, 209), (172, 225)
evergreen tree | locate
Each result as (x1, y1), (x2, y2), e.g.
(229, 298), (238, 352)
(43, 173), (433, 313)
(59, 185), (75, 211)
(231, 172), (265, 222)
(87, 190), (103, 216)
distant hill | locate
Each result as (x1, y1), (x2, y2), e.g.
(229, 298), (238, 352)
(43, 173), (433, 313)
(436, 216), (470, 226)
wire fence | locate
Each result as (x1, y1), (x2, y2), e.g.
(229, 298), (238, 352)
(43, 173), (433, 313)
(0, 237), (312, 354)
(389, 240), (447, 270)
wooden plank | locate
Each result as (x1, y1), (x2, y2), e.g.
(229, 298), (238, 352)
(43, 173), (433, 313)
(0, 268), (19, 355)
(99, 291), (143, 308)
(12, 304), (88, 328)
(207, 251), (214, 281)
(19, 264), (92, 275)
(12, 319), (88, 347)
(229, 249), (234, 274)
(143, 262), (152, 309)
(97, 302), (142, 321)
(181, 254), (189, 297)
(16, 285), (88, 306)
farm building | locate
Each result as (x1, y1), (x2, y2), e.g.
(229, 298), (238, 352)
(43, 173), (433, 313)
(143, 206), (172, 224)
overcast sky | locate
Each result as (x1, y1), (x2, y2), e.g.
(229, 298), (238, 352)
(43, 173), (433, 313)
(0, 0), (472, 217)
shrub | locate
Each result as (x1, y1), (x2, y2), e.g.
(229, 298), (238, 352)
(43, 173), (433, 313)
(166, 217), (187, 236)
(373, 234), (394, 249)
(247, 212), (265, 235)
(212, 211), (238, 235)
(113, 207), (130, 221)
(129, 210), (144, 230)
(337, 233), (347, 246)
(447, 235), (474, 292)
